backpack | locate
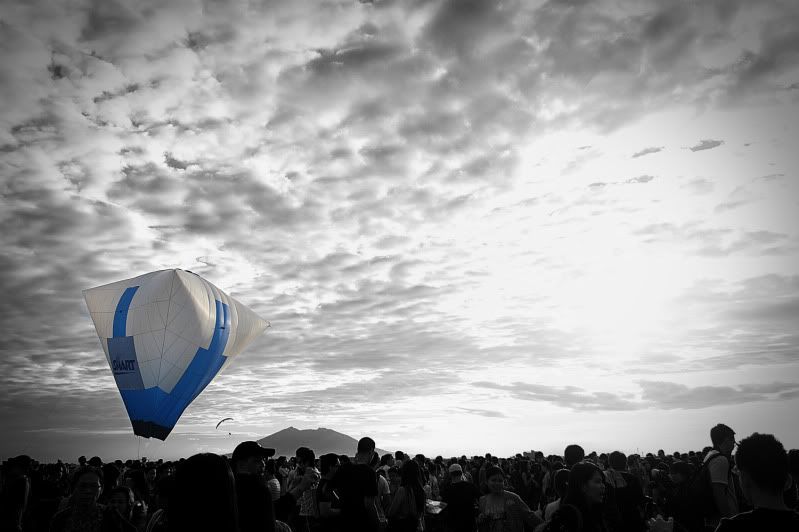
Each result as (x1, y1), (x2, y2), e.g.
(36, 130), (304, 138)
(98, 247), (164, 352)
(681, 453), (725, 531)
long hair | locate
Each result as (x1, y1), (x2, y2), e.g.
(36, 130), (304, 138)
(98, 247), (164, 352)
(169, 453), (239, 532)
(563, 462), (605, 532)
(399, 459), (426, 515)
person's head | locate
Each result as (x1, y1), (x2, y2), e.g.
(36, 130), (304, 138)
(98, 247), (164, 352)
(123, 468), (147, 498)
(388, 466), (400, 483)
(157, 462), (174, 478)
(357, 437), (376, 462)
(108, 486), (134, 519)
(400, 459), (423, 488)
(320, 453), (340, 477)
(78, 456), (87, 466)
(145, 466), (157, 483)
(553, 468), (570, 499)
(170, 453), (239, 532)
(449, 463), (463, 482)
(101, 463), (121, 489)
(295, 446), (315, 469)
(400, 459), (426, 511)
(231, 441), (275, 476)
(70, 466), (104, 508)
(7, 455), (32, 477)
(564, 445), (585, 467)
(565, 462), (605, 507)
(668, 461), (694, 485)
(380, 454), (394, 468)
(264, 459), (276, 478)
(368, 451), (380, 469)
(395, 450), (404, 462)
(710, 423), (736, 455)
(485, 465), (505, 494)
(734, 433), (791, 503)
(608, 451), (627, 471)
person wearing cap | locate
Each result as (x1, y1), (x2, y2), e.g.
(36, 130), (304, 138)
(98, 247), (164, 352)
(704, 423), (739, 530)
(233, 441), (320, 532)
(441, 462), (480, 532)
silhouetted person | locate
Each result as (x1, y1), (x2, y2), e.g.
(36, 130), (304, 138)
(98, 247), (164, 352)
(564, 446), (586, 470)
(316, 453), (342, 532)
(168, 453), (239, 532)
(704, 424), (739, 529)
(331, 436), (380, 532)
(544, 469), (570, 522)
(50, 466), (133, 532)
(387, 460), (426, 532)
(785, 449), (799, 511)
(0, 455), (31, 532)
(715, 433), (799, 532)
(440, 463), (480, 532)
(233, 441), (318, 532)
(106, 487), (139, 531)
(562, 462), (608, 532)
(477, 465), (542, 532)
(603, 451), (645, 532)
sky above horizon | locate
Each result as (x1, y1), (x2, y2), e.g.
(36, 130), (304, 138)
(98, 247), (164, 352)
(1, 0), (799, 461)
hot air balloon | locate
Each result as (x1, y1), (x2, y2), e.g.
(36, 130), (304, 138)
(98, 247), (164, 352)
(83, 269), (269, 440)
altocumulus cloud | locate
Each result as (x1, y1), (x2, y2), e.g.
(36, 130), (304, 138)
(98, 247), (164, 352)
(1, 0), (799, 456)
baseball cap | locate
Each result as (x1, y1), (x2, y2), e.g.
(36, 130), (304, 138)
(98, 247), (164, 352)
(448, 463), (463, 474)
(232, 441), (275, 463)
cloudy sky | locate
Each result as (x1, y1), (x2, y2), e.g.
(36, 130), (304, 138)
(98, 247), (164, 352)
(2, 0), (799, 461)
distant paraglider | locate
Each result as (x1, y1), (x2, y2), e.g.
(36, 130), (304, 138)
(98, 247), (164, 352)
(83, 269), (269, 440)
(216, 417), (234, 430)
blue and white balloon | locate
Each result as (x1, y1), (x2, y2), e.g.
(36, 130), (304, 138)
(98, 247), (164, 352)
(83, 269), (269, 440)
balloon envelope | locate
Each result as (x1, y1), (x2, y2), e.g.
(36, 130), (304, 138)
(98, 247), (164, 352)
(83, 269), (269, 440)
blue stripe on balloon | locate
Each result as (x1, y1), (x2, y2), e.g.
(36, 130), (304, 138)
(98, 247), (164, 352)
(118, 299), (230, 439)
(113, 286), (139, 337)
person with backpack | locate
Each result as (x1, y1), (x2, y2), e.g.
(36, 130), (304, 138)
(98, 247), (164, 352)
(703, 424), (739, 530)
(715, 432), (799, 531)
(680, 424), (739, 531)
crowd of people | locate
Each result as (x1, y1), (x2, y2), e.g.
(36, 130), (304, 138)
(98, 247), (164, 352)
(1, 423), (798, 532)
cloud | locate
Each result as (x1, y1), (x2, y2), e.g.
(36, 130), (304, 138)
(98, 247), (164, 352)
(638, 381), (799, 410)
(472, 381), (640, 411)
(456, 408), (507, 418)
(689, 139), (724, 152)
(1, 0), (798, 457)
(632, 147), (664, 158)
(472, 380), (799, 412)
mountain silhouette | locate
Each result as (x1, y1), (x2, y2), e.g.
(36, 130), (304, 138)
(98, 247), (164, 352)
(252, 427), (389, 458)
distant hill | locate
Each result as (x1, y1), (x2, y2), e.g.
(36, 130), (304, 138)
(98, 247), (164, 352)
(252, 427), (389, 458)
